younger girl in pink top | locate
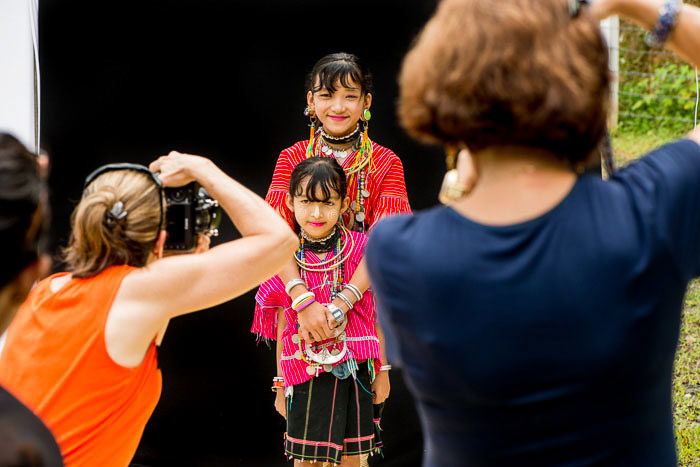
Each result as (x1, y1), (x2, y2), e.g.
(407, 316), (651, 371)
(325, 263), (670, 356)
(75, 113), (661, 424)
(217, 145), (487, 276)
(252, 156), (390, 466)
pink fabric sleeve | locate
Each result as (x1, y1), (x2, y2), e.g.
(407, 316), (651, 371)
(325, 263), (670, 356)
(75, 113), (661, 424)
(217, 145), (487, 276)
(251, 276), (288, 342)
(368, 157), (412, 229)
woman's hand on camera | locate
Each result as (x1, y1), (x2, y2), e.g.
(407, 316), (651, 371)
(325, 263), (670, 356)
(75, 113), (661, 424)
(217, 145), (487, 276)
(194, 234), (211, 254)
(149, 151), (213, 188)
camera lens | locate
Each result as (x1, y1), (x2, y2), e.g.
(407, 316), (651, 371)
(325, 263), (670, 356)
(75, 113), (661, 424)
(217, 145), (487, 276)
(169, 189), (185, 202)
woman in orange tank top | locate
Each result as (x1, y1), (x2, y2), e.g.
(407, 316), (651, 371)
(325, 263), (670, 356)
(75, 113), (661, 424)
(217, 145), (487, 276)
(0, 151), (298, 466)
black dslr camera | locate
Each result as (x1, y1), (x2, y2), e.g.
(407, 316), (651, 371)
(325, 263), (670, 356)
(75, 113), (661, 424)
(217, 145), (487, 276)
(164, 183), (221, 251)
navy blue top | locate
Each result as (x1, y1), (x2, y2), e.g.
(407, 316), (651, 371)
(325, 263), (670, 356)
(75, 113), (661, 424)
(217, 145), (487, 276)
(366, 139), (700, 466)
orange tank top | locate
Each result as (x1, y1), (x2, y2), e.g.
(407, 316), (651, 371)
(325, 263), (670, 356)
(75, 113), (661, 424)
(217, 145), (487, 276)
(0, 265), (162, 467)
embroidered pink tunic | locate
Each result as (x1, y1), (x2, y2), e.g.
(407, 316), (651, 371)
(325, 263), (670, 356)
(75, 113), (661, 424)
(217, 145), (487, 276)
(265, 140), (411, 232)
(252, 230), (381, 386)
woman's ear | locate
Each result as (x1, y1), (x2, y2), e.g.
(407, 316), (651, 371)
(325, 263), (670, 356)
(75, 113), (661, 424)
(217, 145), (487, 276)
(285, 193), (294, 212)
(364, 93), (373, 110)
(153, 230), (167, 259)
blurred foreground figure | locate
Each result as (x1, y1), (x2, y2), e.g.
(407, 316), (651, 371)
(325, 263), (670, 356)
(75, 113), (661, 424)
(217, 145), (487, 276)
(366, 0), (700, 465)
(0, 133), (62, 466)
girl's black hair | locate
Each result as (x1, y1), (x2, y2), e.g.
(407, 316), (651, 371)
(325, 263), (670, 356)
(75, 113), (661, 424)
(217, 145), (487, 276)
(289, 157), (347, 203)
(0, 133), (44, 288)
(306, 53), (373, 95)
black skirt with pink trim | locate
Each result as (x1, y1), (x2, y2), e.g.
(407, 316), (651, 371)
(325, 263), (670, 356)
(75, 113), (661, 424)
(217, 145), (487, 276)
(284, 365), (384, 465)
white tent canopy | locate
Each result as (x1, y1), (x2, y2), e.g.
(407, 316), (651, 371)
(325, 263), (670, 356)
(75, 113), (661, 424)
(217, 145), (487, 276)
(0, 0), (39, 153)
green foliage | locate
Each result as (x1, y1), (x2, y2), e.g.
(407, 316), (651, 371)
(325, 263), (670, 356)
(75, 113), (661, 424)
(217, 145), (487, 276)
(616, 9), (699, 136)
(617, 62), (698, 135)
(676, 281), (700, 466)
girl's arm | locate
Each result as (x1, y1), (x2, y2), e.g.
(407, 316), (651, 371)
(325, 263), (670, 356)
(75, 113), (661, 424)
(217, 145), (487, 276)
(371, 318), (391, 404)
(106, 152), (298, 367)
(330, 259), (370, 315)
(274, 308), (287, 418)
(279, 261), (335, 343)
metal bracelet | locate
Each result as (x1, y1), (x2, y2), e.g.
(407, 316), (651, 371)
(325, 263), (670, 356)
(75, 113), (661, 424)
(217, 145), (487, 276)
(285, 278), (307, 296)
(336, 292), (354, 310)
(344, 283), (363, 301)
(645, 0), (682, 48)
(380, 365), (392, 371)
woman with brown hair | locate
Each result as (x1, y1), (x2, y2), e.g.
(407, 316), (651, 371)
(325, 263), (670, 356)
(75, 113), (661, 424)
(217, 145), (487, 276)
(366, 0), (700, 465)
(0, 151), (297, 466)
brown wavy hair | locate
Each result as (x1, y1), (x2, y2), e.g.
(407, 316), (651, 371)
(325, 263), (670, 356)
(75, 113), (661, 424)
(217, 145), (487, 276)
(63, 170), (163, 278)
(399, 0), (610, 164)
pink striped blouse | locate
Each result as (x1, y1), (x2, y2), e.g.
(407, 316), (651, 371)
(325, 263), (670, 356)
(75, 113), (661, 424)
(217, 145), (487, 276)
(265, 140), (411, 232)
(252, 230), (381, 386)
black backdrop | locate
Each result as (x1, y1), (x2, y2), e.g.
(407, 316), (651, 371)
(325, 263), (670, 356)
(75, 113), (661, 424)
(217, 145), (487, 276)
(39, 1), (445, 465)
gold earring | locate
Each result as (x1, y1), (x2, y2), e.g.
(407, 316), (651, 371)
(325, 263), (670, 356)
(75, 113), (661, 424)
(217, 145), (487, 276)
(438, 145), (468, 205)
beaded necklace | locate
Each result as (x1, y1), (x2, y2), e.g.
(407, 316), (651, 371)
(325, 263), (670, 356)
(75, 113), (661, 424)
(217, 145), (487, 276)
(306, 123), (375, 232)
(293, 226), (348, 376)
(295, 225), (355, 271)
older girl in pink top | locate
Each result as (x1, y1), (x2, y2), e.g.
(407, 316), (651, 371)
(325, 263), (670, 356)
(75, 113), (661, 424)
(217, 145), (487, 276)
(252, 156), (390, 466)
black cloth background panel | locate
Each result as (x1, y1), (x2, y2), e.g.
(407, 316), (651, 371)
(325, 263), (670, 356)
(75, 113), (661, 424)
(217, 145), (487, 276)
(40, 0), (443, 464)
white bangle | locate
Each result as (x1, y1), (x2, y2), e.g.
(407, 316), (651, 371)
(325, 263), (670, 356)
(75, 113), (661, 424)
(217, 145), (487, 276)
(344, 283), (363, 301)
(336, 292), (354, 310)
(285, 278), (306, 296)
(380, 365), (392, 371)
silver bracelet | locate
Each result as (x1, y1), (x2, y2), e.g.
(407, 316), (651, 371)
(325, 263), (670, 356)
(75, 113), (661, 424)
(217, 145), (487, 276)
(344, 283), (363, 301)
(380, 365), (392, 371)
(285, 278), (306, 296)
(645, 0), (682, 48)
(336, 292), (354, 310)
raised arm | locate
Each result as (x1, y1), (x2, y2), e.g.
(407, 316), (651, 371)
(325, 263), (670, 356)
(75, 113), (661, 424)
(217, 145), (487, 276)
(593, 0), (700, 67)
(107, 152), (297, 364)
(592, 0), (700, 142)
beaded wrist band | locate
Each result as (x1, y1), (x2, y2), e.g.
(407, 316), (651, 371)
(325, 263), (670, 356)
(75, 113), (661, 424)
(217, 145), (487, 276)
(271, 376), (285, 392)
(645, 0), (682, 48)
(380, 365), (392, 371)
(292, 292), (315, 312)
(285, 278), (306, 296)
